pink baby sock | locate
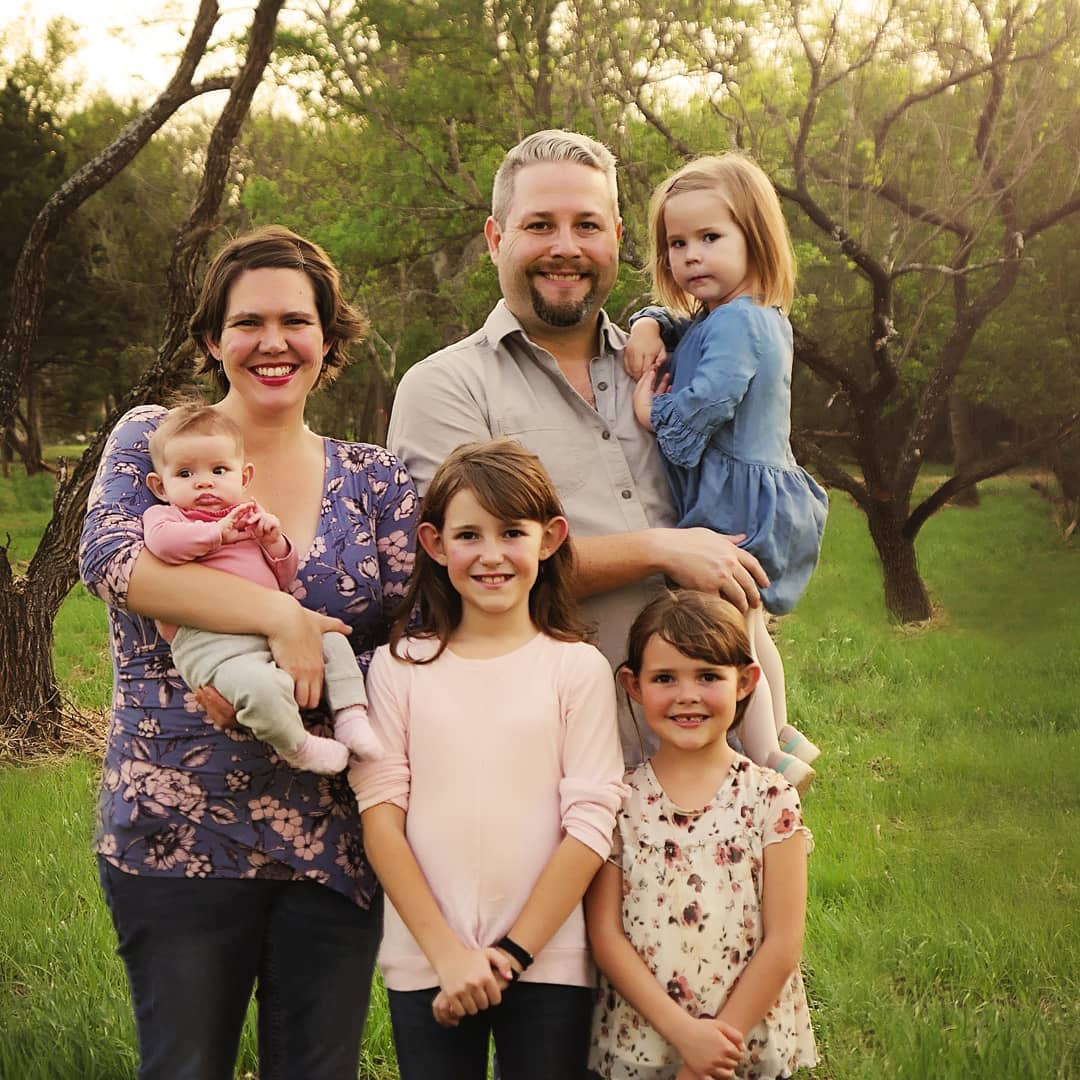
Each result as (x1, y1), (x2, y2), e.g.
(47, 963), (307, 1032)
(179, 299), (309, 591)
(334, 706), (385, 761)
(281, 732), (349, 775)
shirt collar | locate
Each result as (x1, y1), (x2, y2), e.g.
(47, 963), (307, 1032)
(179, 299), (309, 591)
(484, 299), (626, 356)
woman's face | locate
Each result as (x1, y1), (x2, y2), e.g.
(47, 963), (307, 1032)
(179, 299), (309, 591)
(208, 267), (330, 413)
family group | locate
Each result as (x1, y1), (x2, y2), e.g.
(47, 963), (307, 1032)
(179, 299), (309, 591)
(80, 129), (827, 1080)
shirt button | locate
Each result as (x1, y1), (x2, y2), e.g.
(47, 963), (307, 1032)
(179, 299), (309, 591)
(621, 489), (632, 500)
(601, 430), (611, 440)
(597, 381), (608, 391)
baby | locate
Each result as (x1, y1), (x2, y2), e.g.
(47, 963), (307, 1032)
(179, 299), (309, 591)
(143, 403), (383, 773)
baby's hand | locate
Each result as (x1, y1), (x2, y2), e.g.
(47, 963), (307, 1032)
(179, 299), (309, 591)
(625, 317), (668, 378)
(247, 506), (284, 544)
(217, 501), (257, 544)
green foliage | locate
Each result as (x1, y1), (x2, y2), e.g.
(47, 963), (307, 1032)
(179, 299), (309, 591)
(1, 476), (1077, 1076)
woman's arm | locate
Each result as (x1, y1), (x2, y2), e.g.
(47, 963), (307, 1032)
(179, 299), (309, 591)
(79, 407), (344, 707)
(716, 830), (808, 1037)
(586, 863), (744, 1078)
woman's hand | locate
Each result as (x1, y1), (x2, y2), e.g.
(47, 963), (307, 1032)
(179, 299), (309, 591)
(268, 599), (351, 709)
(625, 317), (668, 378)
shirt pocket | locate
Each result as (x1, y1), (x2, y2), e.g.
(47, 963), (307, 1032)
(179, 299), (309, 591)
(493, 418), (591, 497)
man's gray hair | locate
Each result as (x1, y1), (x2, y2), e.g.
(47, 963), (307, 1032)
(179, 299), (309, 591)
(491, 130), (620, 225)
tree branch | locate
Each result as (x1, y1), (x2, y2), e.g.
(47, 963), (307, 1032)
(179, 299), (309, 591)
(904, 413), (1079, 540)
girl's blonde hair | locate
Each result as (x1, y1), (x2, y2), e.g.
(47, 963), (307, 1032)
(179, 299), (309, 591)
(390, 439), (587, 663)
(624, 590), (757, 729)
(648, 153), (795, 315)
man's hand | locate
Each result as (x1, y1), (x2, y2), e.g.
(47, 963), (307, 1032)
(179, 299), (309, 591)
(657, 528), (769, 612)
(624, 317), (668, 379)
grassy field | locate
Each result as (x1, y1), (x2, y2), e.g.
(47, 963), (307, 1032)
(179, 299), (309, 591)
(1, 468), (1077, 1078)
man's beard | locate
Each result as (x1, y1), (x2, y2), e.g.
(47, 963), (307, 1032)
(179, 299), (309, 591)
(528, 271), (599, 328)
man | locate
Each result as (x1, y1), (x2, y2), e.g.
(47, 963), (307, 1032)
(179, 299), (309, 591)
(388, 130), (766, 760)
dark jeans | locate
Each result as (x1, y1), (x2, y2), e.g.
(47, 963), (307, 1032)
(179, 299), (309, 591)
(388, 982), (594, 1080)
(98, 857), (382, 1080)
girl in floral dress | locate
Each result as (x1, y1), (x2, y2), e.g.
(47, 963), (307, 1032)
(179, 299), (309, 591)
(587, 590), (817, 1080)
(351, 439), (627, 1079)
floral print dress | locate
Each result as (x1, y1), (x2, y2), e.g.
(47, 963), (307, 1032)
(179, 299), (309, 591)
(589, 757), (817, 1079)
(79, 405), (417, 907)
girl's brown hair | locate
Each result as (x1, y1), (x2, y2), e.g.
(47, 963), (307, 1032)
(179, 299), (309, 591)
(189, 225), (369, 394)
(625, 589), (757, 728)
(648, 152), (795, 316)
(390, 439), (586, 663)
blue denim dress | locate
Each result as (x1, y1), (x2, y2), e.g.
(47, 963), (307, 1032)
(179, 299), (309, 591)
(649, 297), (828, 615)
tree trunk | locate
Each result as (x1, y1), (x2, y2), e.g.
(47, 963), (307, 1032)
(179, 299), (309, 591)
(0, 0), (284, 745)
(948, 391), (980, 507)
(866, 504), (932, 622)
(0, 549), (65, 743)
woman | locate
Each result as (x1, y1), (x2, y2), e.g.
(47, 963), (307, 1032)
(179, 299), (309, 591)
(79, 225), (418, 1079)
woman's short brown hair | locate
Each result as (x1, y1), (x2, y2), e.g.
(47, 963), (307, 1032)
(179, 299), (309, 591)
(189, 225), (369, 394)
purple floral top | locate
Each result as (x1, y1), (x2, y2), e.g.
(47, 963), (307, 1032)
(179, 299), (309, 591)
(79, 405), (417, 906)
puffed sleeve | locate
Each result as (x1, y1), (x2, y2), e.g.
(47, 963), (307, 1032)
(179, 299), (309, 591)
(762, 776), (814, 855)
(350, 645), (412, 814)
(79, 405), (166, 608)
(557, 643), (630, 860)
(650, 304), (759, 469)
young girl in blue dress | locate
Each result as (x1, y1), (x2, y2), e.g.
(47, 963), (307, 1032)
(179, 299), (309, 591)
(586, 589), (817, 1080)
(627, 153), (828, 793)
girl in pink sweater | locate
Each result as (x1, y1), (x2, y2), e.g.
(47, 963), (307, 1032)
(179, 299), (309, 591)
(351, 439), (627, 1080)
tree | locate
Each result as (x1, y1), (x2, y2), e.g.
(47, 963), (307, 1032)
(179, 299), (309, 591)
(629, 0), (1080, 619)
(0, 0), (285, 741)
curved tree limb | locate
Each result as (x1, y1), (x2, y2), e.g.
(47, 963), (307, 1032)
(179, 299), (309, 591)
(0, 0), (224, 433)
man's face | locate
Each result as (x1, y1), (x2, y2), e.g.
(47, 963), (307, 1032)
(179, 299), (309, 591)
(485, 161), (622, 337)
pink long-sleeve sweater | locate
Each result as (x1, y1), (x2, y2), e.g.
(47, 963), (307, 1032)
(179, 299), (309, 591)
(141, 503), (298, 641)
(354, 633), (627, 991)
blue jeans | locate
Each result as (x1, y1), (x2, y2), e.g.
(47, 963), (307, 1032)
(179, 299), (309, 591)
(388, 982), (594, 1080)
(98, 858), (382, 1080)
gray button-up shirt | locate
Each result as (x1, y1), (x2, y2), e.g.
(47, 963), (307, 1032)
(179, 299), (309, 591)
(388, 300), (676, 761)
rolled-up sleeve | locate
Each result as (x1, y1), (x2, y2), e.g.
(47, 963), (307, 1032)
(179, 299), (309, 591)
(79, 406), (165, 609)
(351, 646), (412, 814)
(558, 645), (630, 859)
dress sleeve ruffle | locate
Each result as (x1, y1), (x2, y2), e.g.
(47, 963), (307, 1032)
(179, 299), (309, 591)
(762, 775), (814, 856)
(650, 306), (760, 468)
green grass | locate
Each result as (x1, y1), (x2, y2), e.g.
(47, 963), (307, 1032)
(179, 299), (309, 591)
(1, 467), (1078, 1077)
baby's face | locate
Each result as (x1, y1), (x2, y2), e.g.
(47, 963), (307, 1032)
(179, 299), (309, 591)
(152, 432), (250, 511)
